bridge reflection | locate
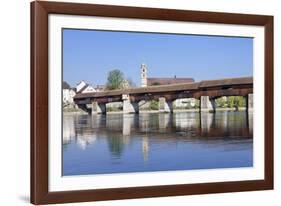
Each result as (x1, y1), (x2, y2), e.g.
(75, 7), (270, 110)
(63, 111), (253, 156)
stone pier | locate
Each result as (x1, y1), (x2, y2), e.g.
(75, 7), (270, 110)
(247, 93), (253, 112)
(158, 97), (173, 113)
(122, 94), (139, 113)
(200, 96), (216, 112)
(91, 101), (106, 114)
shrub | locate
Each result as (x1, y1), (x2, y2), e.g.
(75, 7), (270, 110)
(149, 100), (159, 110)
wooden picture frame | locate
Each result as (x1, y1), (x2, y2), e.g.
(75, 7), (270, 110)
(31, 0), (274, 204)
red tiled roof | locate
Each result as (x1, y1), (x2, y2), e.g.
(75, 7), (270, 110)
(147, 77), (194, 86)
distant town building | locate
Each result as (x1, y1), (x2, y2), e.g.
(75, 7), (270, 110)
(140, 63), (194, 87)
(174, 98), (197, 108)
(63, 81), (76, 107)
(76, 80), (96, 93)
(121, 79), (130, 89)
(63, 80), (106, 110)
(141, 63), (148, 87)
(63, 80), (100, 109)
(147, 77), (194, 86)
(63, 89), (76, 105)
(94, 85), (106, 92)
(140, 64), (196, 108)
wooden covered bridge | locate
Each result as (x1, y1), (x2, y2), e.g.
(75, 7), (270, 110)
(73, 76), (253, 114)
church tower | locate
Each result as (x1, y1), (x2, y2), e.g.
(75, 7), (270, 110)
(140, 63), (147, 87)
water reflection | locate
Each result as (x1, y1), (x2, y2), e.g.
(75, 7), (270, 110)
(63, 111), (253, 175)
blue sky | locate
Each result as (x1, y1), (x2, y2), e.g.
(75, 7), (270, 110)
(63, 29), (253, 87)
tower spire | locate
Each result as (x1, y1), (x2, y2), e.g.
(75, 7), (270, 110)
(140, 63), (147, 87)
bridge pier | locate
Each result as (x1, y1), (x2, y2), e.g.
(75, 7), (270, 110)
(158, 97), (173, 113)
(77, 104), (91, 114)
(200, 96), (216, 112)
(122, 94), (139, 113)
(91, 101), (106, 114)
(246, 93), (253, 112)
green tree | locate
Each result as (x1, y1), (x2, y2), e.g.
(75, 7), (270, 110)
(215, 97), (226, 108)
(226, 96), (246, 108)
(194, 99), (200, 109)
(227, 96), (235, 108)
(236, 96), (246, 107)
(106, 69), (124, 90)
(149, 100), (159, 110)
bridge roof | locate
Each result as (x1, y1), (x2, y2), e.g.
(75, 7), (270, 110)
(199, 77), (253, 88)
(147, 77), (194, 86)
(74, 76), (253, 99)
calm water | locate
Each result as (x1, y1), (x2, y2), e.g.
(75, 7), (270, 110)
(63, 111), (253, 176)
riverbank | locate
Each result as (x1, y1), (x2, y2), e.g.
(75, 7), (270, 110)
(63, 108), (87, 115)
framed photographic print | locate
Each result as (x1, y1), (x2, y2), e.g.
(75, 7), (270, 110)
(30, 1), (274, 204)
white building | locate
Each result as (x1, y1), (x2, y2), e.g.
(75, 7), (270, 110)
(139, 63), (197, 109)
(63, 81), (76, 107)
(174, 98), (197, 108)
(121, 79), (130, 89)
(63, 89), (76, 105)
(76, 80), (96, 93)
(140, 63), (148, 87)
(63, 80), (105, 109)
(95, 85), (106, 92)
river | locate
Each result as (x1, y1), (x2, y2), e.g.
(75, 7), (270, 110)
(63, 111), (253, 176)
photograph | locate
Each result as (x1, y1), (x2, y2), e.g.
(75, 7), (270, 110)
(62, 29), (254, 176)
(29, 1), (274, 204)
